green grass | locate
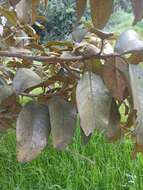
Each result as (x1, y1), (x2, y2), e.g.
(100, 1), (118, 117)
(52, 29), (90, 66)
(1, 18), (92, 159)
(0, 128), (143, 190)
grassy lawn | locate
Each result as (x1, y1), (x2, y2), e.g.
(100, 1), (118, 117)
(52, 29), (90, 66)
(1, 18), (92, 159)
(0, 127), (143, 190)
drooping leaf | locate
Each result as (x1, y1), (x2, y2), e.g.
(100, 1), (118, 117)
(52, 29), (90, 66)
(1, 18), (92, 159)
(115, 30), (143, 54)
(76, 0), (87, 22)
(16, 102), (51, 162)
(106, 99), (121, 141)
(90, 0), (114, 29)
(102, 58), (128, 101)
(13, 68), (41, 93)
(49, 96), (76, 150)
(131, 0), (143, 25)
(76, 71), (112, 136)
(128, 64), (143, 157)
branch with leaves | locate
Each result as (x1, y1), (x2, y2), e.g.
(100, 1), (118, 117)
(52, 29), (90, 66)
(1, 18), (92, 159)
(0, 0), (143, 163)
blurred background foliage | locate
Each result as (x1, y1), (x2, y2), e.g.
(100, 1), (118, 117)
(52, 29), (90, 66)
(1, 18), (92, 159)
(35, 0), (143, 42)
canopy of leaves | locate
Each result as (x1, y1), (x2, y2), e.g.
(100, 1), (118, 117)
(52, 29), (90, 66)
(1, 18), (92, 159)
(0, 0), (143, 162)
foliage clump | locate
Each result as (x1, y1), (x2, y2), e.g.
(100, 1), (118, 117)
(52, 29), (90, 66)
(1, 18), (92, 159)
(0, 0), (143, 162)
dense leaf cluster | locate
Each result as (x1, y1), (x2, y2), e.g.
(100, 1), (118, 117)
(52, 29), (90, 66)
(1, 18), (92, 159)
(0, 0), (143, 162)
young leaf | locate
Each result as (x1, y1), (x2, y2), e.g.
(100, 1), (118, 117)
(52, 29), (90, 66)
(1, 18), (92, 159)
(129, 65), (143, 157)
(49, 96), (76, 150)
(131, 0), (143, 25)
(76, 0), (87, 22)
(76, 72), (112, 136)
(90, 0), (113, 29)
(16, 102), (51, 162)
(13, 68), (41, 93)
(115, 30), (143, 54)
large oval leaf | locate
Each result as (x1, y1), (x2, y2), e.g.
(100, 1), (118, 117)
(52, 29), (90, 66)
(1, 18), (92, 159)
(13, 68), (41, 93)
(16, 102), (51, 162)
(115, 30), (143, 54)
(76, 72), (112, 136)
(49, 96), (76, 150)
(90, 0), (113, 29)
(128, 65), (143, 157)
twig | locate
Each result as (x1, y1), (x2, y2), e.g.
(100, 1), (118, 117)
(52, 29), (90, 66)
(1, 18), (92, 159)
(0, 51), (127, 64)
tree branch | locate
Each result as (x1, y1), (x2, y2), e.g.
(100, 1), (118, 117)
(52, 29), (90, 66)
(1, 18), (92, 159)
(0, 51), (125, 63)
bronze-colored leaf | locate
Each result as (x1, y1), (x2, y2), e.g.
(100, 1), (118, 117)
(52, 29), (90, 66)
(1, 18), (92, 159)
(89, 28), (114, 40)
(76, 0), (87, 22)
(90, 0), (114, 29)
(76, 72), (112, 136)
(49, 96), (76, 150)
(102, 58), (128, 101)
(131, 0), (143, 25)
(16, 102), (51, 162)
(106, 99), (121, 141)
(13, 68), (41, 93)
